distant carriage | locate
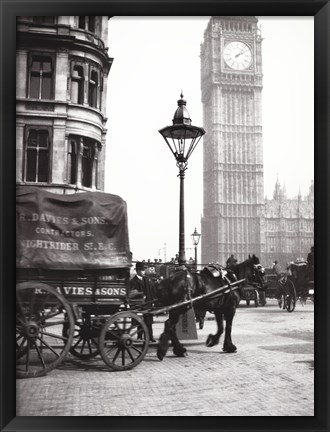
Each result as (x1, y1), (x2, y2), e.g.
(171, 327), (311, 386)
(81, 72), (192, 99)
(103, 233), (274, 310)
(289, 260), (314, 304)
(267, 259), (314, 313)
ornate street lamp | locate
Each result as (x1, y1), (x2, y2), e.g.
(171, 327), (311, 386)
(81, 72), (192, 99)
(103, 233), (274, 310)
(191, 227), (201, 269)
(159, 93), (205, 265)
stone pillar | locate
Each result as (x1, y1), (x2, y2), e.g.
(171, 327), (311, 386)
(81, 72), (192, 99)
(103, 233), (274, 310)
(16, 50), (27, 99)
(16, 122), (25, 181)
(52, 120), (67, 183)
(55, 51), (69, 101)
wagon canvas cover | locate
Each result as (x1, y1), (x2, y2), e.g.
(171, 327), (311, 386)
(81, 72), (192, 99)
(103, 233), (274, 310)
(16, 187), (131, 269)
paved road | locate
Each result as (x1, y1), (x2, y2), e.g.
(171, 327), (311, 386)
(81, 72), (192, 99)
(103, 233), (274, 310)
(16, 299), (314, 416)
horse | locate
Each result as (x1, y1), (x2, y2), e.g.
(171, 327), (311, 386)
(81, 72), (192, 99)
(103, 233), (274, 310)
(155, 254), (265, 361)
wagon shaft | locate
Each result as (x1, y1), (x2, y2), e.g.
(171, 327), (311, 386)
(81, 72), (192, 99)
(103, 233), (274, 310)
(144, 278), (245, 316)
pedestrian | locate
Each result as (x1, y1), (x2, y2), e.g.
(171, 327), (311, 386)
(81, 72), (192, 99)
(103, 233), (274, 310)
(272, 260), (282, 278)
(128, 262), (157, 342)
(306, 246), (314, 281)
(226, 254), (237, 269)
(307, 246), (314, 268)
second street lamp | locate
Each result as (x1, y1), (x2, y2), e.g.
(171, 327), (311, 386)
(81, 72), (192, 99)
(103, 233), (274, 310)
(191, 227), (201, 269)
(159, 93), (205, 265)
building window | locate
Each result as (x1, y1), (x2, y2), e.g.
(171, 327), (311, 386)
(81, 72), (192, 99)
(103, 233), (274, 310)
(78, 16), (86, 29)
(78, 16), (96, 33)
(68, 136), (99, 188)
(26, 129), (50, 182)
(88, 16), (96, 32)
(71, 65), (84, 104)
(68, 140), (77, 184)
(29, 55), (53, 99)
(82, 141), (95, 187)
(88, 70), (98, 108)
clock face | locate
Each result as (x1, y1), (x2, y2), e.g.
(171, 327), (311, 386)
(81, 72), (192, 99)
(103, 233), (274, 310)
(223, 41), (252, 71)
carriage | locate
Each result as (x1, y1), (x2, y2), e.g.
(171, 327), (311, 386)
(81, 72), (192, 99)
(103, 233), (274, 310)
(289, 259), (314, 305)
(16, 187), (245, 378)
(271, 259), (314, 313)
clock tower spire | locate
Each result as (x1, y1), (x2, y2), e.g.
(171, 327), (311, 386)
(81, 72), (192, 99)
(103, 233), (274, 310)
(200, 16), (264, 264)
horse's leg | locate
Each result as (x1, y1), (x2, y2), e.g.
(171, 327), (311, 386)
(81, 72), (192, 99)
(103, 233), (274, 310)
(206, 309), (223, 347)
(222, 309), (237, 353)
(157, 317), (171, 361)
(168, 311), (187, 358)
(156, 311), (187, 360)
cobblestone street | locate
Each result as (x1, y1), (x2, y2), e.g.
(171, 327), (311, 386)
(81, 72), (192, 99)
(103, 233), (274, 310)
(16, 299), (314, 416)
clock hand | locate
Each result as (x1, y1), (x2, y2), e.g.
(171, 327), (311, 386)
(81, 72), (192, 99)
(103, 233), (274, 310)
(235, 48), (247, 58)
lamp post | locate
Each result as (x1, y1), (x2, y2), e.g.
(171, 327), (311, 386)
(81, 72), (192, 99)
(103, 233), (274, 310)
(159, 93), (205, 265)
(191, 227), (201, 269)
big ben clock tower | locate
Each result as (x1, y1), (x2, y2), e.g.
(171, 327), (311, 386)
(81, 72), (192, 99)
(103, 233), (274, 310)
(200, 16), (264, 264)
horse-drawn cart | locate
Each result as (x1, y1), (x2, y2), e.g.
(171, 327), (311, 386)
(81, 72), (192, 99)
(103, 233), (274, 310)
(289, 260), (314, 305)
(16, 187), (244, 378)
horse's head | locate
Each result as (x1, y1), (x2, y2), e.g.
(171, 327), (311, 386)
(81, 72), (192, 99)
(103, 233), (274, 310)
(249, 256), (267, 289)
(248, 254), (260, 265)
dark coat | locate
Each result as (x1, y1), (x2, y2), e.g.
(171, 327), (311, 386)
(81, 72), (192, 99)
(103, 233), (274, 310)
(128, 275), (157, 303)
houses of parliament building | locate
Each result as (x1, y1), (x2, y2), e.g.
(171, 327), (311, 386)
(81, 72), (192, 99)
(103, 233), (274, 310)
(200, 16), (314, 268)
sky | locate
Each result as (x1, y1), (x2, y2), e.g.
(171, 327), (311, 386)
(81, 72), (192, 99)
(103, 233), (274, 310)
(104, 17), (314, 263)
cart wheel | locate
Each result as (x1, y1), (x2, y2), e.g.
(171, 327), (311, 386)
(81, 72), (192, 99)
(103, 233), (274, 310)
(63, 314), (100, 360)
(16, 282), (74, 378)
(285, 280), (296, 313)
(99, 311), (149, 371)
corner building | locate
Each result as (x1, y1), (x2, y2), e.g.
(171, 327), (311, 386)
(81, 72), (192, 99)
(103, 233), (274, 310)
(16, 16), (112, 194)
(200, 16), (264, 264)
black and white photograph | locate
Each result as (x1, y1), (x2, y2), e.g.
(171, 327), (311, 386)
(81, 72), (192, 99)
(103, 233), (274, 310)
(1, 6), (328, 428)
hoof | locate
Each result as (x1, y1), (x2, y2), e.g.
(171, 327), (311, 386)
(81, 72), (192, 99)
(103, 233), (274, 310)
(173, 345), (187, 357)
(206, 334), (219, 348)
(223, 344), (237, 353)
(156, 335), (168, 361)
(157, 347), (164, 361)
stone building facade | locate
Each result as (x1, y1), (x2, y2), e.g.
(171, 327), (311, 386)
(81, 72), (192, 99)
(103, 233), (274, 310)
(262, 180), (314, 268)
(16, 16), (112, 194)
(200, 16), (314, 267)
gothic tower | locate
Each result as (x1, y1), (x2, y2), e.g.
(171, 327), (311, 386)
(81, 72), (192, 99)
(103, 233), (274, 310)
(200, 16), (264, 265)
(16, 16), (113, 194)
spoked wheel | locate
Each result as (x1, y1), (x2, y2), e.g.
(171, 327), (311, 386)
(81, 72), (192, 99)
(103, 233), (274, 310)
(16, 282), (74, 378)
(284, 280), (296, 313)
(99, 311), (149, 371)
(63, 313), (101, 360)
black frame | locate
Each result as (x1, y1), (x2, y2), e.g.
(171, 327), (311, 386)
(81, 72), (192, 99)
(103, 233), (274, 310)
(1, 1), (329, 431)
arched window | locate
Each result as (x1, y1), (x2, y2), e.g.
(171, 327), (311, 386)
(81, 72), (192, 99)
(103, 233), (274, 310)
(29, 55), (53, 100)
(26, 129), (50, 182)
(88, 70), (98, 108)
(71, 65), (84, 104)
